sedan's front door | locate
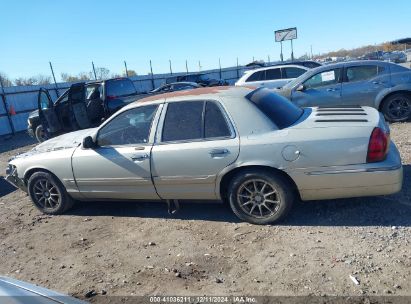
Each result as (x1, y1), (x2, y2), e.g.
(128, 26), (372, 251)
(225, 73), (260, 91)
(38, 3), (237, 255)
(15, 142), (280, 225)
(72, 104), (162, 200)
(151, 100), (240, 200)
(341, 64), (390, 107)
(291, 68), (342, 107)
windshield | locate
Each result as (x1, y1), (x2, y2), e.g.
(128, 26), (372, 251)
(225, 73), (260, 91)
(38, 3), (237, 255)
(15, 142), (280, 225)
(246, 88), (303, 129)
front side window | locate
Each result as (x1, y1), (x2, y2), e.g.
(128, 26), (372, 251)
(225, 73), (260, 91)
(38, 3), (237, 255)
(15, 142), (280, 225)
(283, 67), (306, 79)
(86, 84), (102, 100)
(304, 68), (341, 89)
(97, 105), (158, 146)
(162, 100), (231, 142)
(265, 68), (281, 80)
(346, 65), (379, 82)
(39, 92), (51, 110)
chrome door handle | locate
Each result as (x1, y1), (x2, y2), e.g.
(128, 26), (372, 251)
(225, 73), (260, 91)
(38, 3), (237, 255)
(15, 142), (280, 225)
(209, 149), (229, 157)
(131, 154), (149, 161)
(326, 88), (338, 92)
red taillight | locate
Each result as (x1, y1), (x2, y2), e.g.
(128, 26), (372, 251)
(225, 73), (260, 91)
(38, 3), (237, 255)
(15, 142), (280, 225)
(107, 95), (117, 100)
(367, 127), (389, 163)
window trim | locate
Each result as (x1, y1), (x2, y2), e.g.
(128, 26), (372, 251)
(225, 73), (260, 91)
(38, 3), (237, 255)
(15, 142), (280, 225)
(95, 103), (162, 148)
(155, 99), (236, 145)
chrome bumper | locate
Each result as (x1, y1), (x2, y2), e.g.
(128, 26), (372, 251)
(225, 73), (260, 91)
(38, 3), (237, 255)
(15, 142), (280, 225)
(5, 165), (27, 192)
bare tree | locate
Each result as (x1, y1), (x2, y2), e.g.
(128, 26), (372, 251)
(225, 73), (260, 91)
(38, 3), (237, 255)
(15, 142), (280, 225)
(0, 72), (13, 87)
(122, 69), (137, 77)
(14, 75), (51, 86)
(94, 67), (110, 80)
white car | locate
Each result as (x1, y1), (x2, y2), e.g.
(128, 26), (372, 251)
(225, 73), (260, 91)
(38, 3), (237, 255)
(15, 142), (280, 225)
(235, 64), (309, 89)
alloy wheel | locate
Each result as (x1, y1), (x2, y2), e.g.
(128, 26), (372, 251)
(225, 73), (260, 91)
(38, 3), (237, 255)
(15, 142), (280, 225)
(32, 178), (61, 210)
(388, 97), (411, 120)
(237, 179), (280, 218)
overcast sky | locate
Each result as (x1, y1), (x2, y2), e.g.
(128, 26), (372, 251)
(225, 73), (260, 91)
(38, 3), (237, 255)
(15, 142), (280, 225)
(1, 0), (410, 81)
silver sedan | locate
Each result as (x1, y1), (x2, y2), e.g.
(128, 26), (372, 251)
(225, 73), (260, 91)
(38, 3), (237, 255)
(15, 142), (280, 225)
(6, 87), (403, 224)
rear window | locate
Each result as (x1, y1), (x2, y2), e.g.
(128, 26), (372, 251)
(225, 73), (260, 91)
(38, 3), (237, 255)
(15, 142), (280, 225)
(246, 88), (303, 129)
(106, 79), (137, 98)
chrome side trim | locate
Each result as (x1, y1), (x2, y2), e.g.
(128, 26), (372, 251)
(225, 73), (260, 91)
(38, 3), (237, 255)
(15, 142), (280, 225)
(306, 164), (402, 176)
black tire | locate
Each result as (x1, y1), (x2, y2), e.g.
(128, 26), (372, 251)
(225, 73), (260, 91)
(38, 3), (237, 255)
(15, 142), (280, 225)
(381, 93), (411, 122)
(228, 170), (295, 225)
(28, 171), (74, 215)
(35, 124), (48, 142)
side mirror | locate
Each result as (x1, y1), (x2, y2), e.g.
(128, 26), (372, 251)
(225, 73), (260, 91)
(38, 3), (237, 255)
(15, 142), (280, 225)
(296, 84), (305, 92)
(82, 136), (96, 149)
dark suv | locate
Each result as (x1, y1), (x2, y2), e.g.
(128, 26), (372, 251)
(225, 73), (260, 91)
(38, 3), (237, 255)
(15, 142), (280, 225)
(28, 78), (139, 142)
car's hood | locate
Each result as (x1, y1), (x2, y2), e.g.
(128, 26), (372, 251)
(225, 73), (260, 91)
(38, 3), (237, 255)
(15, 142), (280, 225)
(34, 128), (97, 153)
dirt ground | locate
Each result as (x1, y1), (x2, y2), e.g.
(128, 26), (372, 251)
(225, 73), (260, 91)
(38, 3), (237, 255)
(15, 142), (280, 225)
(0, 123), (410, 303)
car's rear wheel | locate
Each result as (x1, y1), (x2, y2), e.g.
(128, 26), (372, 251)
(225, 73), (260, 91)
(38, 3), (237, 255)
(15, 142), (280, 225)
(228, 170), (294, 224)
(28, 172), (74, 214)
(381, 93), (411, 122)
(35, 124), (48, 142)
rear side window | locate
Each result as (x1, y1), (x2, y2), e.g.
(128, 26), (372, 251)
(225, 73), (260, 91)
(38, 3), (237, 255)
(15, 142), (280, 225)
(282, 67), (306, 79)
(162, 100), (231, 142)
(265, 68), (281, 80)
(162, 101), (204, 141)
(346, 65), (379, 82)
(246, 88), (303, 129)
(106, 79), (137, 98)
(246, 71), (264, 82)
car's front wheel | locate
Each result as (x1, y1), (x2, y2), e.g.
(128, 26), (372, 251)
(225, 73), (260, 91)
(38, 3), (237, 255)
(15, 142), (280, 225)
(35, 124), (48, 142)
(28, 171), (74, 214)
(228, 170), (295, 225)
(381, 93), (411, 122)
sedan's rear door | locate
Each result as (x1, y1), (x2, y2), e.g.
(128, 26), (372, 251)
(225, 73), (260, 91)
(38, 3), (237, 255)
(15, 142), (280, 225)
(340, 63), (390, 107)
(151, 100), (239, 200)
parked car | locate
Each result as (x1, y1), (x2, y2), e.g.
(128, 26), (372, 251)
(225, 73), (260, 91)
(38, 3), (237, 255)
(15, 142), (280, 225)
(150, 82), (201, 94)
(245, 60), (322, 69)
(360, 51), (384, 60)
(382, 51), (407, 63)
(270, 60), (322, 69)
(277, 60), (411, 122)
(6, 87), (402, 225)
(235, 65), (309, 89)
(28, 78), (140, 142)
(0, 276), (85, 303)
(166, 73), (228, 86)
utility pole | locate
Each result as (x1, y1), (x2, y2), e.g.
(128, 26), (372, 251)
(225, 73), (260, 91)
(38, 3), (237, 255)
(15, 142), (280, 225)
(185, 60), (189, 74)
(49, 61), (59, 97)
(149, 60), (154, 90)
(280, 42), (284, 62)
(291, 40), (294, 61)
(91, 61), (97, 80)
(169, 60), (173, 75)
(124, 61), (129, 77)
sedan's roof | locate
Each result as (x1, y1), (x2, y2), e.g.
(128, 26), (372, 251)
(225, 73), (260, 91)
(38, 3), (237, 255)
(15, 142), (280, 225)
(129, 86), (255, 107)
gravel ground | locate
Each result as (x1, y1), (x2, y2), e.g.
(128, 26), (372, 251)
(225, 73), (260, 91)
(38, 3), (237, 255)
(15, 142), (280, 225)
(0, 123), (410, 303)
